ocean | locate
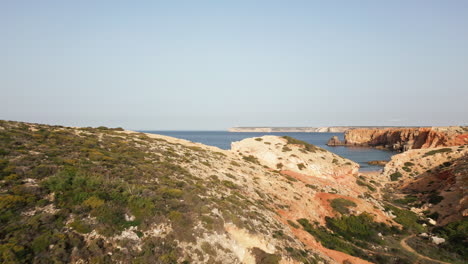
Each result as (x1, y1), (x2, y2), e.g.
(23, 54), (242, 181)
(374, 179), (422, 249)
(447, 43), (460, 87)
(141, 131), (396, 171)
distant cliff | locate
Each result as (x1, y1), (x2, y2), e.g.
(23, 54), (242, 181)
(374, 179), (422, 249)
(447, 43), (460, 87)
(342, 127), (468, 151)
(229, 126), (394, 133)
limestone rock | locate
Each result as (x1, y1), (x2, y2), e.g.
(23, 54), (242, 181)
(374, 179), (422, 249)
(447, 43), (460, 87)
(327, 136), (344, 146)
(431, 236), (446, 245)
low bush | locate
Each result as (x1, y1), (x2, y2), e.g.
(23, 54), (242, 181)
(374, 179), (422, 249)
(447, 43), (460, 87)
(281, 136), (319, 152)
(423, 148), (452, 157)
(384, 204), (425, 233)
(390, 171), (402, 181)
(330, 198), (356, 214)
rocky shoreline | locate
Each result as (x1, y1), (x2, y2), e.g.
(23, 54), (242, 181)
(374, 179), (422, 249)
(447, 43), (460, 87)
(327, 126), (468, 152)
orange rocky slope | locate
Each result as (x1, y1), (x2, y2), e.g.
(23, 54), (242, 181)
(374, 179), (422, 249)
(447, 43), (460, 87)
(382, 145), (468, 225)
(342, 127), (468, 151)
(231, 136), (396, 263)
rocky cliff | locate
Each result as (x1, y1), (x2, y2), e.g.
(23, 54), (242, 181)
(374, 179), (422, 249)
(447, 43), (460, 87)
(342, 127), (468, 151)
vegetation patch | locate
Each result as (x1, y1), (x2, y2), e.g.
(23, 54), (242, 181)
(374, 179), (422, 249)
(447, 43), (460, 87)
(325, 213), (392, 243)
(281, 136), (319, 152)
(423, 148), (452, 157)
(428, 193), (444, 205)
(251, 247), (281, 264)
(297, 163), (305, 170)
(297, 218), (363, 256)
(394, 195), (417, 205)
(390, 171), (402, 181)
(242, 155), (260, 164)
(384, 204), (425, 233)
(330, 198), (356, 214)
(356, 179), (376, 191)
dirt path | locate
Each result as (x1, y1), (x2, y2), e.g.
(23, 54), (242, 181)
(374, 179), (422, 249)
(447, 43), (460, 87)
(400, 235), (452, 264)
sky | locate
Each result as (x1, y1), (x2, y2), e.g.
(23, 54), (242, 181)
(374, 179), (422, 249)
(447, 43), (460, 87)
(1, 0), (467, 130)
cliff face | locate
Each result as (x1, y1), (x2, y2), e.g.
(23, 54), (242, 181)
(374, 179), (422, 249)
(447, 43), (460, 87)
(343, 127), (468, 151)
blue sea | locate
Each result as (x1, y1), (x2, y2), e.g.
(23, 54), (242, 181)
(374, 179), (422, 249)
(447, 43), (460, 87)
(141, 131), (396, 171)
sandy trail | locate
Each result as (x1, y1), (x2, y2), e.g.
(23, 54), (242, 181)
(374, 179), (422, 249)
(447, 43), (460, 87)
(400, 235), (452, 264)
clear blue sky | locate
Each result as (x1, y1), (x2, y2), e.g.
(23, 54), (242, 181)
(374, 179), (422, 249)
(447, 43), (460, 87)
(1, 0), (467, 130)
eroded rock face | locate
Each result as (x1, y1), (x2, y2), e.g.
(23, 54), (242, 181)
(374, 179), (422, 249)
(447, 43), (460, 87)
(343, 127), (468, 151)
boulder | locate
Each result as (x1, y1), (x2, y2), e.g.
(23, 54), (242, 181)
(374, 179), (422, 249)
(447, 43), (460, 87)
(431, 236), (445, 245)
(327, 136), (344, 146)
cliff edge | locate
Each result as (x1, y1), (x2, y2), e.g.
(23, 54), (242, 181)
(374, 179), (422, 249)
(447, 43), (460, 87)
(340, 127), (468, 151)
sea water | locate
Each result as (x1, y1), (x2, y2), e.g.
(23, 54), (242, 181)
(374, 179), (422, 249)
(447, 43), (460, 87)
(142, 131), (396, 171)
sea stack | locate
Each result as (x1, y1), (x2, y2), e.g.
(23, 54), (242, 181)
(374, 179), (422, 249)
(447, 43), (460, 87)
(326, 135), (344, 146)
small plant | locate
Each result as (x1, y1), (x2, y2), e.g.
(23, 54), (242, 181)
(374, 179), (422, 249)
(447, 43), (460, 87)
(287, 220), (300, 229)
(330, 198), (357, 214)
(281, 136), (318, 152)
(282, 146), (292, 152)
(390, 171), (402, 181)
(423, 148), (452, 157)
(242, 155), (260, 164)
(255, 138), (263, 141)
(394, 195), (417, 205)
(402, 166), (412, 172)
(428, 193), (444, 205)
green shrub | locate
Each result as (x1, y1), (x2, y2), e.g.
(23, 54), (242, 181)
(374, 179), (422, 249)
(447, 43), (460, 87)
(394, 195), (417, 205)
(428, 193), (444, 205)
(330, 198), (357, 214)
(31, 232), (52, 253)
(69, 220), (92, 234)
(297, 218), (361, 256)
(282, 146), (292, 152)
(423, 148), (452, 157)
(433, 219), (468, 258)
(325, 213), (389, 243)
(356, 180), (376, 191)
(297, 163), (305, 170)
(242, 155), (259, 164)
(281, 136), (318, 152)
(390, 171), (402, 181)
(385, 204), (424, 233)
(251, 247), (281, 264)
(287, 220), (300, 229)
(402, 166), (412, 172)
